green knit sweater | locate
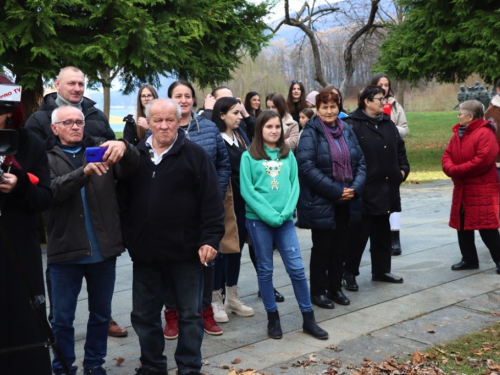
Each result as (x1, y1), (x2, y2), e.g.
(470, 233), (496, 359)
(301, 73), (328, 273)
(240, 146), (299, 227)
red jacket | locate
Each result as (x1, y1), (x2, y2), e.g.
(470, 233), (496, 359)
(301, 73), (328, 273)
(442, 118), (499, 230)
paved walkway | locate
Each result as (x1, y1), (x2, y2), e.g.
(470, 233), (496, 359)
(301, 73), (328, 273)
(43, 179), (500, 374)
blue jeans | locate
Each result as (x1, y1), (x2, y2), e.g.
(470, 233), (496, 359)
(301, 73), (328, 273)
(48, 257), (116, 375)
(246, 219), (312, 313)
(131, 260), (204, 375)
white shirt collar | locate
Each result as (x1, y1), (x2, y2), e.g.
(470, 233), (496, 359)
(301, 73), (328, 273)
(221, 131), (239, 146)
(145, 134), (178, 165)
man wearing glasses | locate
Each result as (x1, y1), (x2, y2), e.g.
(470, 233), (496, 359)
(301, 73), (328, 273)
(45, 105), (139, 375)
(26, 66), (129, 338)
(26, 66), (115, 141)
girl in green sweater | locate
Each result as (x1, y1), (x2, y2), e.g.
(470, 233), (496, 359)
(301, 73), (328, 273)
(240, 110), (328, 340)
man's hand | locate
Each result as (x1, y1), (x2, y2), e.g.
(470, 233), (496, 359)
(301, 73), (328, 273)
(204, 95), (216, 111)
(401, 170), (406, 179)
(84, 162), (109, 177)
(101, 141), (127, 165)
(198, 245), (218, 264)
(0, 173), (18, 193)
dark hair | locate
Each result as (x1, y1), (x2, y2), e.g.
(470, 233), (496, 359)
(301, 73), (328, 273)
(496, 78), (500, 89)
(300, 108), (315, 119)
(286, 81), (307, 114)
(244, 91), (261, 118)
(211, 86), (232, 98)
(168, 80), (197, 107)
(265, 92), (288, 119)
(370, 73), (394, 98)
(324, 85), (345, 113)
(249, 110), (290, 160)
(358, 85), (385, 109)
(316, 88), (340, 108)
(211, 97), (239, 132)
(136, 84), (159, 140)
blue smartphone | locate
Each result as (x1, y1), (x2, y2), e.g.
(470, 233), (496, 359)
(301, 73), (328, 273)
(85, 147), (108, 162)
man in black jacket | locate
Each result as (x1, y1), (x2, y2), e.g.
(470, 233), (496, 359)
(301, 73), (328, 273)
(118, 99), (225, 375)
(25, 66), (115, 141)
(46, 106), (139, 375)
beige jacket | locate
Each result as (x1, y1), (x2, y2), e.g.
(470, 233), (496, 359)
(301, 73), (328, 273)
(388, 97), (409, 138)
(283, 113), (300, 151)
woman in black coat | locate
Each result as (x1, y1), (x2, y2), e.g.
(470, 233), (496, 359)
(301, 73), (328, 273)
(296, 89), (366, 309)
(0, 75), (52, 374)
(342, 85), (410, 292)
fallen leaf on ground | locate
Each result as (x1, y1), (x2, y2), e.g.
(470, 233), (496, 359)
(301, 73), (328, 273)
(231, 358), (241, 364)
(428, 329), (436, 334)
(113, 357), (125, 366)
(202, 359), (210, 366)
(412, 350), (424, 364)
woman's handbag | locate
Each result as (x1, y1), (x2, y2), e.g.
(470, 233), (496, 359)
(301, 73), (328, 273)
(220, 180), (241, 254)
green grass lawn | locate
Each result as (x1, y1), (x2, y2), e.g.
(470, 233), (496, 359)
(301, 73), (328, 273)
(114, 111), (458, 185)
(403, 111), (456, 185)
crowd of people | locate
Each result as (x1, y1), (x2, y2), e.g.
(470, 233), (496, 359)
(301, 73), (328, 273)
(3, 64), (500, 375)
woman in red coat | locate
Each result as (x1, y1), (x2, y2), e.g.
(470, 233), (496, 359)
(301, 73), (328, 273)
(442, 100), (500, 273)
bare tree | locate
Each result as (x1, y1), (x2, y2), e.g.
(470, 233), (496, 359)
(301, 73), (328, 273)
(338, 0), (383, 96)
(268, 0), (342, 87)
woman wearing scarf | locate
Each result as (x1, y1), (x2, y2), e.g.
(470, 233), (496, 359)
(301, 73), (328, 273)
(342, 85), (409, 293)
(296, 89), (366, 309)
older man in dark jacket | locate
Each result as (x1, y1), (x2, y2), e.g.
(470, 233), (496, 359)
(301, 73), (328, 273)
(46, 105), (139, 375)
(117, 98), (225, 375)
(343, 85), (410, 291)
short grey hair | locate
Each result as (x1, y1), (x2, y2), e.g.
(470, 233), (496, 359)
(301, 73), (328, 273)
(51, 106), (84, 124)
(145, 98), (181, 120)
(459, 100), (484, 120)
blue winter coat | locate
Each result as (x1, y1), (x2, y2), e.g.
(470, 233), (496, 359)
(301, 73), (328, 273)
(296, 116), (366, 230)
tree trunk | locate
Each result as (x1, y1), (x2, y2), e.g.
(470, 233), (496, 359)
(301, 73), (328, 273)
(396, 80), (405, 108)
(15, 73), (44, 121)
(99, 68), (113, 119)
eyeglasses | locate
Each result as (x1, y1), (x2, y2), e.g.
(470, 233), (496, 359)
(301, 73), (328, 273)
(54, 119), (85, 127)
(141, 94), (154, 99)
(291, 80), (302, 84)
(372, 96), (388, 103)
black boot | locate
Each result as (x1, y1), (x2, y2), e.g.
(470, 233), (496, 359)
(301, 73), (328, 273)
(267, 311), (282, 339)
(302, 311), (328, 340)
(391, 231), (402, 256)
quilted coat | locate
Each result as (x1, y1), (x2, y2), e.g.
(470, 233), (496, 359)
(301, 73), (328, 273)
(296, 116), (366, 230)
(442, 118), (499, 230)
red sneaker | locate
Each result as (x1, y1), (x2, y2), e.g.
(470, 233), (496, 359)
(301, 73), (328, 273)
(163, 308), (178, 340)
(201, 305), (223, 336)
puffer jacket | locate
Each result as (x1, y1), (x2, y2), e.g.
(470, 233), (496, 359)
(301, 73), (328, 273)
(25, 92), (116, 141)
(46, 135), (140, 264)
(442, 118), (499, 230)
(345, 108), (410, 215)
(296, 116), (366, 230)
(184, 112), (231, 198)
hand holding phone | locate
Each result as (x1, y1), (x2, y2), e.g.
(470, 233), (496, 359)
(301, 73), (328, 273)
(86, 147), (108, 162)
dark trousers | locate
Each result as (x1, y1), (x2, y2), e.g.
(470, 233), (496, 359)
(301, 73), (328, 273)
(164, 265), (213, 311)
(132, 261), (203, 374)
(457, 207), (500, 265)
(344, 213), (392, 276)
(310, 204), (350, 295)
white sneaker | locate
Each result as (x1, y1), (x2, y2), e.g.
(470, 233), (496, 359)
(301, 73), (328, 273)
(211, 289), (229, 323)
(225, 285), (254, 317)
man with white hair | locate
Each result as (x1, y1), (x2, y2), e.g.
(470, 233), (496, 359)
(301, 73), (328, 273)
(117, 99), (225, 375)
(46, 106), (139, 375)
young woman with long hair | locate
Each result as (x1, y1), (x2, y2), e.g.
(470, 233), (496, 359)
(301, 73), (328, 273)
(122, 84), (158, 145)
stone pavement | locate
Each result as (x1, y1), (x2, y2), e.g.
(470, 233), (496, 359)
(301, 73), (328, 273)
(42, 179), (500, 374)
